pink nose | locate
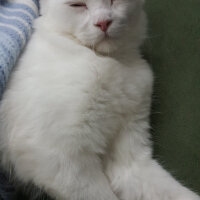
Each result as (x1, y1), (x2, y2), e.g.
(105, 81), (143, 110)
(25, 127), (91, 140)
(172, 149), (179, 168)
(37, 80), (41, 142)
(95, 20), (112, 32)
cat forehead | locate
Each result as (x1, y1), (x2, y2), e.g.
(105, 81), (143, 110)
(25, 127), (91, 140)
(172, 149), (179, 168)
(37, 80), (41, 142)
(62, 0), (142, 3)
(40, 0), (142, 14)
(44, 0), (140, 7)
(44, 0), (141, 4)
(57, 0), (134, 5)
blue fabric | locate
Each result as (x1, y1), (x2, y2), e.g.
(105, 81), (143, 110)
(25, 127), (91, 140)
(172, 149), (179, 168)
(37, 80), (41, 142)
(0, 0), (39, 99)
(0, 1), (39, 199)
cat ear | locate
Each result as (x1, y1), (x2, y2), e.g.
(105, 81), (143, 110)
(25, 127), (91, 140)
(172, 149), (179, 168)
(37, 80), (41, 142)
(39, 0), (50, 15)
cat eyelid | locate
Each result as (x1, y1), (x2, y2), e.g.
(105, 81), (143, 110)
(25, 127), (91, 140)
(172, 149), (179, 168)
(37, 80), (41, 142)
(65, 1), (87, 8)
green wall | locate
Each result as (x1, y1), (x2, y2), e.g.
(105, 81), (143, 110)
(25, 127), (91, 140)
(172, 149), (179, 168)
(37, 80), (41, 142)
(144, 0), (200, 194)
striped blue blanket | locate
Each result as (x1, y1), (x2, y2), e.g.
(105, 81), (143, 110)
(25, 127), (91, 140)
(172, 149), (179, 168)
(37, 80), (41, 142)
(0, 0), (39, 99)
(0, 1), (39, 199)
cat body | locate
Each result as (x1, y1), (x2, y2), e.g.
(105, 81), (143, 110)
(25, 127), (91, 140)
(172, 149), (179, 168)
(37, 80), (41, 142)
(0, 0), (199, 200)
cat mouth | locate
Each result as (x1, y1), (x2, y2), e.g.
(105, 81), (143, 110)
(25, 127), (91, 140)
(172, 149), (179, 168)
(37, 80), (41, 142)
(90, 34), (111, 48)
(99, 33), (111, 43)
(81, 33), (115, 53)
(104, 33), (111, 40)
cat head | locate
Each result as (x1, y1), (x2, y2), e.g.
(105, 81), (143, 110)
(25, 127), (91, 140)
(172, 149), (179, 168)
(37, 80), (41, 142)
(39, 0), (146, 54)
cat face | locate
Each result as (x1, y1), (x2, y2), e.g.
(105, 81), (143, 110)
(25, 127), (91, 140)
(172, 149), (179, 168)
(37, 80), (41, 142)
(40, 0), (145, 53)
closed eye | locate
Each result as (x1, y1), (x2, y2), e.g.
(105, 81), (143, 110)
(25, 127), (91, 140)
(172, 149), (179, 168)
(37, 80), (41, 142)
(70, 3), (87, 8)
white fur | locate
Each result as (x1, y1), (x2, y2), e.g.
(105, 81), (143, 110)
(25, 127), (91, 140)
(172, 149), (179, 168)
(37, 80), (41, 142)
(0, 0), (199, 200)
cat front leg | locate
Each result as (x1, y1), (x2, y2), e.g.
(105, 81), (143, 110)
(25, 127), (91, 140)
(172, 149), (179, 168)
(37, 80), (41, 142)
(51, 152), (120, 200)
(108, 159), (200, 200)
(105, 119), (200, 200)
(8, 141), (119, 200)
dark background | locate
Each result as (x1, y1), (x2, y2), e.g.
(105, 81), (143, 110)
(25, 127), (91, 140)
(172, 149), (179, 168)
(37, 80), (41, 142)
(143, 0), (200, 194)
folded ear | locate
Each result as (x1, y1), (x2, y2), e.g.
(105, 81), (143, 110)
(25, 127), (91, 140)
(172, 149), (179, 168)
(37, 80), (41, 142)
(39, 0), (50, 15)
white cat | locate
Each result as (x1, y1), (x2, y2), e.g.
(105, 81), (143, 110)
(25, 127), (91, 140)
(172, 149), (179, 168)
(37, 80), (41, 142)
(0, 0), (199, 200)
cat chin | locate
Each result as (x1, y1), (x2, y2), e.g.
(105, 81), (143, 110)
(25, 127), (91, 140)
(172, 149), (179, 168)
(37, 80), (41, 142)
(93, 39), (117, 55)
(69, 34), (117, 55)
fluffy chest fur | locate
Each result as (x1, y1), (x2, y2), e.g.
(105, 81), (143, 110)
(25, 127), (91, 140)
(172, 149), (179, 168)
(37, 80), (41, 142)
(1, 31), (152, 160)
